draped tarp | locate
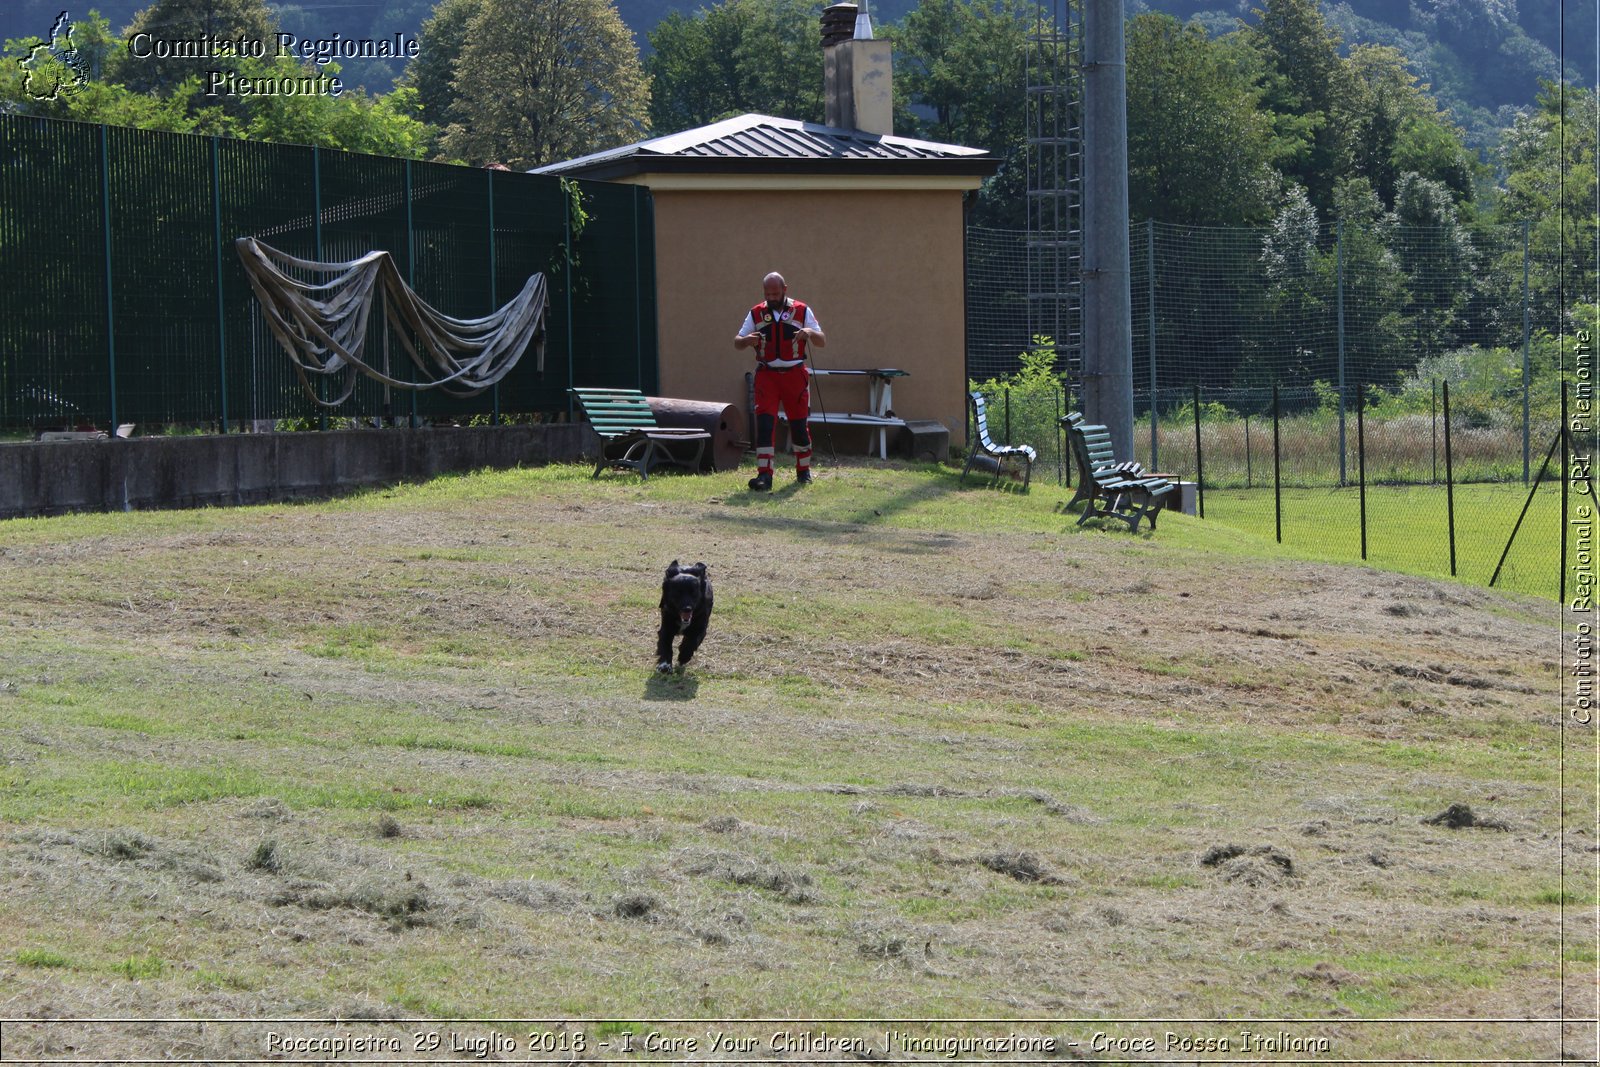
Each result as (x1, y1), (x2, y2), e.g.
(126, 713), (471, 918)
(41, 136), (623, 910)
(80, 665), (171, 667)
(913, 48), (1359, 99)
(236, 237), (546, 408)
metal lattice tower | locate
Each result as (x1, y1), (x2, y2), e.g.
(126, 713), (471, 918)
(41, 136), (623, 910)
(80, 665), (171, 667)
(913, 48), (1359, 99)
(1025, 0), (1082, 390)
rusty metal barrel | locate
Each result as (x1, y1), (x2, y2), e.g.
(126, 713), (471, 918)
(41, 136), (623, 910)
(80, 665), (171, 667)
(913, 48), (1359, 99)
(646, 397), (747, 472)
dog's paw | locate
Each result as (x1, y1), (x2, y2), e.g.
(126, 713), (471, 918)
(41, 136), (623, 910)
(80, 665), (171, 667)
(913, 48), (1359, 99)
(656, 660), (673, 674)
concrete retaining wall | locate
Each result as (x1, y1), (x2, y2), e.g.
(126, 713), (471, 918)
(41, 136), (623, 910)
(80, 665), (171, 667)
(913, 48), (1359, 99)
(0, 425), (594, 520)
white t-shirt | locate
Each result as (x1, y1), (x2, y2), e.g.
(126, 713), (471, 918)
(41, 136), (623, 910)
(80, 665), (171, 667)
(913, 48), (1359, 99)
(739, 301), (821, 369)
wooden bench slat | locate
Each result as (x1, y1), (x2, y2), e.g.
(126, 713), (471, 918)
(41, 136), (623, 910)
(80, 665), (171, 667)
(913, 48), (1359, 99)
(1057, 410), (1175, 532)
(570, 387), (711, 480)
(961, 392), (1036, 491)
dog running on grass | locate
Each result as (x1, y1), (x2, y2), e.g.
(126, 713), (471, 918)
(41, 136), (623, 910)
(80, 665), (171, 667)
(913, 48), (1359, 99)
(657, 560), (712, 673)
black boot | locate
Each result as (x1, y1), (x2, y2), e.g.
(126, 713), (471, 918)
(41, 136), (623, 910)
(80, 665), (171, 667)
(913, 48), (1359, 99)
(747, 471), (772, 492)
(796, 468), (813, 485)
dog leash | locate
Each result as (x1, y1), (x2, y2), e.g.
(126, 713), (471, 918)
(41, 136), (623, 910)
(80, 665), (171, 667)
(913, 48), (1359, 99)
(805, 349), (840, 467)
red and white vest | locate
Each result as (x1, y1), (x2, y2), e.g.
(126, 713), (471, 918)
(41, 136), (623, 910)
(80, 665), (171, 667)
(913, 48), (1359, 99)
(749, 299), (810, 369)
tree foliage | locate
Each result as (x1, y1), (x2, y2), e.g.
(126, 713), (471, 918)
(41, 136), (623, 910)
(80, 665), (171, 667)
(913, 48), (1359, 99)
(441, 0), (649, 169)
(1342, 43), (1475, 206)
(1493, 84), (1600, 328)
(113, 0), (278, 96)
(645, 0), (822, 132)
(1125, 14), (1279, 225)
(2, 11), (435, 155)
(896, 0), (1027, 150)
(1242, 0), (1352, 217)
(894, 0), (1031, 228)
(405, 0), (480, 128)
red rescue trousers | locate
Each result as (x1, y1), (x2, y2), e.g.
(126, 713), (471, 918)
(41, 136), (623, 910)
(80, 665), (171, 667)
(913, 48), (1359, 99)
(752, 365), (812, 474)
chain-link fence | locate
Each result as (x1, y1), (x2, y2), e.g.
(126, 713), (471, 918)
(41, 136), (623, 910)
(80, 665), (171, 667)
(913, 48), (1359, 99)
(0, 114), (658, 436)
(963, 376), (1578, 600)
(967, 219), (1593, 601)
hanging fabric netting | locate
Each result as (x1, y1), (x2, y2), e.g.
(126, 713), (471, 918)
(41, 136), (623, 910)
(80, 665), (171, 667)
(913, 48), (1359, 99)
(236, 237), (547, 409)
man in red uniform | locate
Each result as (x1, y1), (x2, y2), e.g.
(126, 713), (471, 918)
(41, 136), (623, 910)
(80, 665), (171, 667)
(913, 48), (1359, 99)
(734, 272), (826, 491)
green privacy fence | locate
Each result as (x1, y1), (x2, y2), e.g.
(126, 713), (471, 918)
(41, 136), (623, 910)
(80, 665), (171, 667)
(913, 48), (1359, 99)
(0, 114), (657, 433)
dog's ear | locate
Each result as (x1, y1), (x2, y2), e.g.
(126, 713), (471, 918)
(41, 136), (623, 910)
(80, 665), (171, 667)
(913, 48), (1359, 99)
(665, 559), (681, 577)
(689, 562), (708, 578)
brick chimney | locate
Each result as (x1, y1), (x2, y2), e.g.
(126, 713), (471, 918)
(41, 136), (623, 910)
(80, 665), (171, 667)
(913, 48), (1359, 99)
(821, 2), (892, 136)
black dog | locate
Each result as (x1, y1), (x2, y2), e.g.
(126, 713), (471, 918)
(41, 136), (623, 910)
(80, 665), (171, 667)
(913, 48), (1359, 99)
(657, 560), (712, 673)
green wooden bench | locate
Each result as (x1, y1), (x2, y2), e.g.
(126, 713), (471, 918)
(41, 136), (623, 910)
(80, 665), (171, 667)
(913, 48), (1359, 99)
(1060, 412), (1174, 533)
(961, 392), (1037, 490)
(569, 388), (711, 480)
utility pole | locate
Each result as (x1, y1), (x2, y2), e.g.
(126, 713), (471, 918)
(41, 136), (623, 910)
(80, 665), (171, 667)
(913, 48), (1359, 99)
(1080, 0), (1133, 455)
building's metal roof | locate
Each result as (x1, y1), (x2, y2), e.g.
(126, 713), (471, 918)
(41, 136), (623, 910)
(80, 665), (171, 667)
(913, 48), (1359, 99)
(533, 114), (998, 180)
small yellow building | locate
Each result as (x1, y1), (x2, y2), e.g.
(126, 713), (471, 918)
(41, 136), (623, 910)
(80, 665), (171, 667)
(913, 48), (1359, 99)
(537, 33), (998, 451)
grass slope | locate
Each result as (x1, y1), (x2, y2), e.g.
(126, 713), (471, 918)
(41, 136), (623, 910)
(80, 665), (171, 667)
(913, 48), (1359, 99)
(0, 462), (1590, 1061)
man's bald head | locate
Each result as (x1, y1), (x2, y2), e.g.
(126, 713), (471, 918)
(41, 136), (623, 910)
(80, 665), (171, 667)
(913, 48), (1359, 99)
(762, 273), (787, 304)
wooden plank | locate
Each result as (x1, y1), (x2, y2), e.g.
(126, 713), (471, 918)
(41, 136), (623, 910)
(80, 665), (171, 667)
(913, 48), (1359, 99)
(809, 412), (905, 426)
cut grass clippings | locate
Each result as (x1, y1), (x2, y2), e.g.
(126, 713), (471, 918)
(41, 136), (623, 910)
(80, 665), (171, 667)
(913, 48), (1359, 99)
(0, 460), (1587, 1062)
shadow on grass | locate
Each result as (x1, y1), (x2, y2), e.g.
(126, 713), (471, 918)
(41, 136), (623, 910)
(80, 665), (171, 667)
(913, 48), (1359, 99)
(958, 468), (1036, 495)
(715, 461), (968, 528)
(1052, 498), (1158, 537)
(642, 671), (700, 701)
(714, 477), (808, 502)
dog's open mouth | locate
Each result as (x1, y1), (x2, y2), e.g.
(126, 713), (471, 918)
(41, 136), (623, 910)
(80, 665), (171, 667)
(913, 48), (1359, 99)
(678, 610), (694, 633)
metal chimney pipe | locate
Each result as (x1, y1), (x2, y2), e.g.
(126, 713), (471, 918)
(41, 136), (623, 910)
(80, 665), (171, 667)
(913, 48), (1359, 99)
(1081, 0), (1134, 457)
(854, 0), (873, 40)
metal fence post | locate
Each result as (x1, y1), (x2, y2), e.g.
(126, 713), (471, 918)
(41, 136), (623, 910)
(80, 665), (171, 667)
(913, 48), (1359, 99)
(99, 125), (119, 432)
(1431, 378), (1438, 484)
(1336, 219), (1347, 487)
(1273, 384), (1282, 543)
(1147, 218), (1157, 471)
(211, 136), (229, 433)
(405, 158), (418, 428)
(634, 189), (642, 395)
(314, 146), (327, 432)
(1443, 379), (1457, 576)
(1192, 383), (1204, 519)
(1054, 386), (1062, 486)
(1244, 413), (1252, 489)
(488, 167), (500, 426)
(564, 180), (575, 419)
(1561, 380), (1570, 603)
(1357, 383), (1367, 560)
(1060, 381), (1071, 489)
(1522, 219), (1531, 484)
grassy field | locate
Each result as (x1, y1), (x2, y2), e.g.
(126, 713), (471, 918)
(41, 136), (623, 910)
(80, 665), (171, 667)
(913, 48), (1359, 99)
(1199, 484), (1565, 600)
(0, 460), (1592, 1062)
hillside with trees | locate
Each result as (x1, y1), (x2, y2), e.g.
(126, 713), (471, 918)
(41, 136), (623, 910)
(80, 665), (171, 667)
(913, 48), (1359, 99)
(3, 0), (1592, 116)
